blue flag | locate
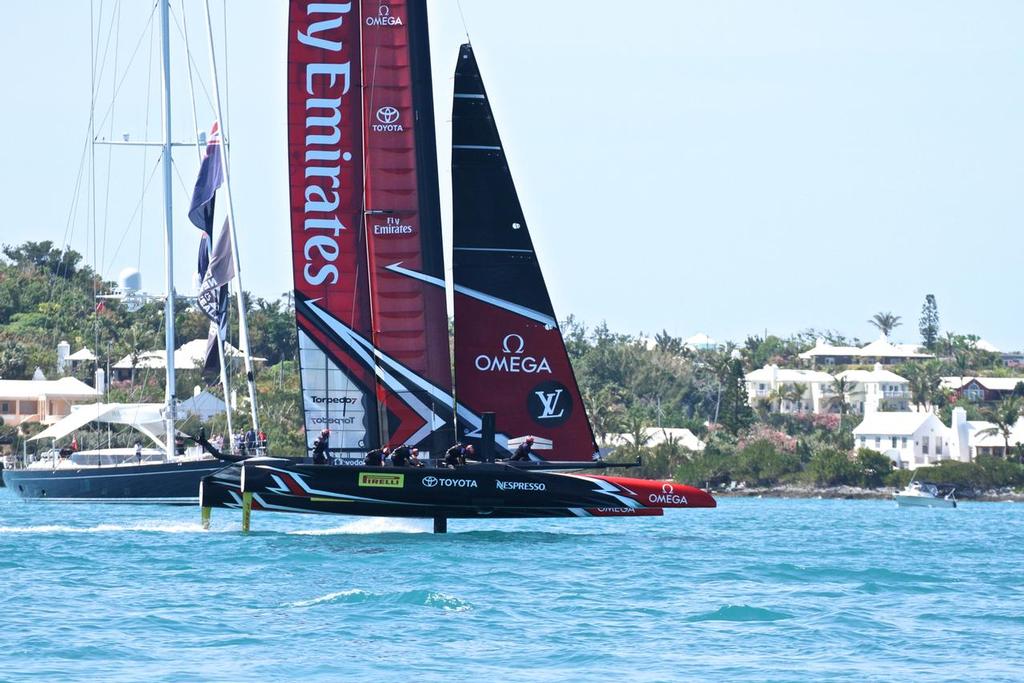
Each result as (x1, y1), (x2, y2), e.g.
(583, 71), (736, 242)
(188, 122), (224, 238)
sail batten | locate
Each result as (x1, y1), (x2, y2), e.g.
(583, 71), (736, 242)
(451, 44), (597, 462)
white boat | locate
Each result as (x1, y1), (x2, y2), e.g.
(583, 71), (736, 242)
(895, 480), (957, 508)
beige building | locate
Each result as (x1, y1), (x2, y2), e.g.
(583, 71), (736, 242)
(0, 377), (99, 426)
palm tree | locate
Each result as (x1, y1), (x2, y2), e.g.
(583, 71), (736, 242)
(783, 383), (808, 413)
(900, 360), (942, 411)
(868, 312), (902, 336)
(827, 377), (856, 417)
(979, 396), (1022, 458)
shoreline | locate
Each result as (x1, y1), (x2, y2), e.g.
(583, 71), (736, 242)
(713, 485), (1024, 502)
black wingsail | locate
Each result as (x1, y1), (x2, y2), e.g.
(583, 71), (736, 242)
(451, 44), (597, 461)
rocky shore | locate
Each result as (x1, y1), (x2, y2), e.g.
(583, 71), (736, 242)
(713, 484), (1024, 502)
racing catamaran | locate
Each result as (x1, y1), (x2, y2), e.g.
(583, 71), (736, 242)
(197, 1), (715, 531)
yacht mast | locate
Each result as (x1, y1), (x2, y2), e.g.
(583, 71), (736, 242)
(202, 0), (260, 434)
(159, 0), (177, 455)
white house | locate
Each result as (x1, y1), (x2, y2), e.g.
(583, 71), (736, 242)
(800, 333), (933, 366)
(744, 365), (836, 414)
(178, 388), (227, 422)
(604, 427), (706, 452)
(853, 410), (967, 470)
(836, 364), (911, 414)
(684, 333), (718, 351)
(112, 339), (266, 381)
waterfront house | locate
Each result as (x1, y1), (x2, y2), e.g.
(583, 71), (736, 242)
(853, 409), (967, 470)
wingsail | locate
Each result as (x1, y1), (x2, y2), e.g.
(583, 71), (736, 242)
(451, 44), (598, 461)
(287, 1), (453, 459)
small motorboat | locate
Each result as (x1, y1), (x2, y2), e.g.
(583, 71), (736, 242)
(894, 480), (957, 508)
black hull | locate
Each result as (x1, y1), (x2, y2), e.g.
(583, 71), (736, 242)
(200, 458), (714, 520)
(2, 460), (229, 504)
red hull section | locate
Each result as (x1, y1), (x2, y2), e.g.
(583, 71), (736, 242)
(591, 476), (718, 509)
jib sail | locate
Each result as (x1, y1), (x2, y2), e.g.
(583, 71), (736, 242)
(288, 1), (453, 459)
(450, 44), (597, 461)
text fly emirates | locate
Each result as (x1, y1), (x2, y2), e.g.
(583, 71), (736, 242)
(297, 4), (359, 287)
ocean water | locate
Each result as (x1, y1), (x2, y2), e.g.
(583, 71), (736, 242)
(1, 489), (1022, 682)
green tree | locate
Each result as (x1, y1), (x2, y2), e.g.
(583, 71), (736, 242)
(900, 359), (943, 411)
(868, 311), (902, 336)
(734, 439), (801, 486)
(806, 447), (859, 486)
(979, 396), (1022, 457)
(919, 294), (939, 351)
(717, 357), (754, 434)
(826, 377), (856, 416)
(855, 448), (894, 488)
(783, 383), (808, 413)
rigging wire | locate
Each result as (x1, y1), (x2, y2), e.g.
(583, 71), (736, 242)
(92, 2), (160, 136)
(168, 1), (216, 113)
(222, 0), (230, 134)
(101, 0), (123, 282)
(90, 0), (100, 390)
(455, 0), (472, 43)
(104, 157), (163, 274)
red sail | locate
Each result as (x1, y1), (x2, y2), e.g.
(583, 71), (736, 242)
(289, 1), (453, 460)
(451, 45), (597, 462)
(288, 2), (377, 457)
(359, 0), (452, 455)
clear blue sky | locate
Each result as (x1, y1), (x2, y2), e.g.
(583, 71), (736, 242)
(2, 1), (1022, 351)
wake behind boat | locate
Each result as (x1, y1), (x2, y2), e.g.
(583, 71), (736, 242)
(198, 1), (715, 532)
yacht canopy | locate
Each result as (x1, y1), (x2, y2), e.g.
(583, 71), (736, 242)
(28, 403), (167, 450)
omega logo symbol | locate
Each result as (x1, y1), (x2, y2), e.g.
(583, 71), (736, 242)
(502, 334), (525, 354)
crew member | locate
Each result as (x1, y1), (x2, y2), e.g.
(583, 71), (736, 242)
(391, 445), (412, 467)
(244, 428), (257, 455)
(443, 443), (465, 468)
(364, 447), (385, 466)
(511, 436), (535, 462)
(312, 428), (330, 464)
(464, 444), (476, 462)
(257, 429), (268, 454)
(409, 448), (424, 467)
(134, 442), (143, 463)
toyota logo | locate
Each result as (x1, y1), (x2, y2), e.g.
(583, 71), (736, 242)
(502, 333), (525, 354)
(376, 106), (400, 124)
(422, 476), (438, 488)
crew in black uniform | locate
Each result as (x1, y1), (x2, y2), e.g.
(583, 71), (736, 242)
(364, 447), (385, 466)
(443, 443), (465, 468)
(510, 436), (535, 462)
(391, 445), (412, 467)
(312, 428), (330, 464)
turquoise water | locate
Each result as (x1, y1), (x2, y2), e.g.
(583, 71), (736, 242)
(1, 489), (1022, 682)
